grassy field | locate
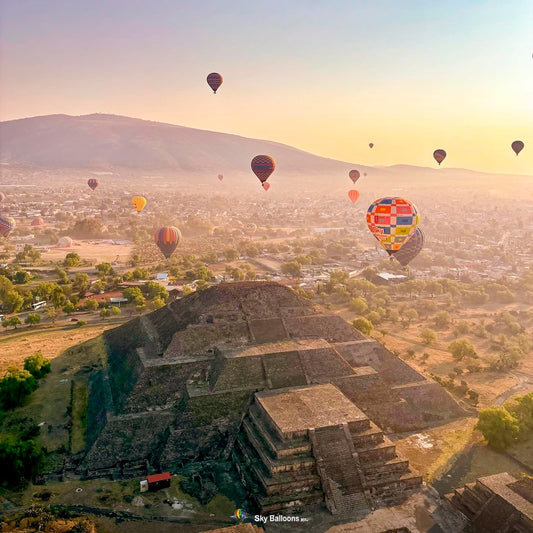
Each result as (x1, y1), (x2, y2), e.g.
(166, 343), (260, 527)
(0, 320), (126, 374)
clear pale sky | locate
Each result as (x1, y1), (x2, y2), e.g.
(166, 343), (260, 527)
(1, 0), (532, 173)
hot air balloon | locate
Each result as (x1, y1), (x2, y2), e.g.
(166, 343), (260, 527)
(349, 170), (360, 184)
(57, 236), (73, 248)
(0, 192), (5, 203)
(244, 222), (257, 235)
(207, 72), (223, 93)
(155, 226), (182, 259)
(0, 216), (15, 238)
(511, 140), (524, 156)
(132, 196), (147, 213)
(366, 197), (420, 252)
(369, 143), (374, 149)
(364, 173), (368, 176)
(348, 190), (360, 203)
(88, 178), (99, 191)
(251, 155), (275, 184)
(218, 174), (224, 181)
(262, 182), (271, 191)
(433, 149), (446, 165)
(31, 217), (45, 226)
(389, 227), (425, 266)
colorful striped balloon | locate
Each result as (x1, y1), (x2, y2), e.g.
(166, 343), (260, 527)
(155, 226), (182, 259)
(389, 227), (425, 266)
(366, 197), (420, 252)
(251, 155), (275, 184)
(0, 215), (15, 238)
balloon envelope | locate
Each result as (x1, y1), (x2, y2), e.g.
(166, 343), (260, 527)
(244, 222), (257, 235)
(0, 216), (15, 237)
(369, 143), (374, 148)
(57, 236), (73, 248)
(349, 170), (360, 184)
(88, 178), (99, 191)
(433, 149), (446, 165)
(207, 72), (223, 93)
(262, 182), (271, 191)
(511, 140), (524, 155)
(251, 155), (275, 183)
(366, 197), (420, 251)
(31, 217), (44, 226)
(348, 190), (360, 203)
(155, 226), (182, 259)
(132, 196), (147, 213)
(389, 227), (425, 266)
(218, 174), (224, 181)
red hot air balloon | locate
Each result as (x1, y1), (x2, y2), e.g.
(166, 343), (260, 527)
(369, 143), (374, 148)
(433, 149), (446, 165)
(251, 155), (275, 184)
(155, 226), (182, 259)
(88, 178), (99, 191)
(511, 140), (524, 156)
(218, 174), (224, 181)
(207, 72), (223, 93)
(348, 190), (360, 203)
(364, 173), (368, 176)
(349, 169), (360, 184)
(262, 182), (271, 191)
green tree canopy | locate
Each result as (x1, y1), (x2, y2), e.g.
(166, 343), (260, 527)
(475, 407), (519, 451)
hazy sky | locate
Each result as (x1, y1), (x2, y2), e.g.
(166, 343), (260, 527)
(1, 0), (532, 173)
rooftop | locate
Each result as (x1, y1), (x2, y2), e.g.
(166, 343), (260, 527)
(256, 383), (367, 435)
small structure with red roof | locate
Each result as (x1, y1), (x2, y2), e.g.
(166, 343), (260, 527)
(140, 472), (172, 492)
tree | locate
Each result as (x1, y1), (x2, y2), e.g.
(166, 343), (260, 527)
(0, 368), (38, 409)
(434, 311), (451, 329)
(62, 301), (76, 315)
(55, 268), (69, 285)
(143, 281), (169, 300)
(149, 297), (165, 311)
(0, 438), (44, 486)
(0, 275), (14, 299)
(2, 290), (24, 313)
(223, 248), (239, 262)
(47, 307), (57, 325)
(352, 318), (373, 336)
(366, 310), (381, 325)
(25, 313), (41, 327)
(420, 328), (437, 346)
(448, 339), (477, 361)
(2, 316), (21, 330)
(281, 261), (302, 278)
(24, 353), (51, 379)
(85, 299), (99, 311)
(109, 306), (121, 316)
(72, 273), (90, 294)
(403, 308), (419, 327)
(476, 408), (519, 451)
(14, 271), (31, 285)
(350, 297), (368, 314)
(454, 321), (470, 336)
(100, 308), (110, 319)
(95, 262), (113, 276)
(63, 252), (80, 268)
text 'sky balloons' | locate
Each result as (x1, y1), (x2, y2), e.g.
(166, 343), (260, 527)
(433, 149), (446, 165)
(369, 143), (374, 149)
(366, 197), (420, 252)
(262, 182), (271, 191)
(389, 227), (425, 266)
(251, 155), (275, 183)
(155, 226), (182, 259)
(0, 216), (15, 238)
(207, 72), (223, 93)
(349, 169), (360, 184)
(218, 174), (224, 181)
(88, 178), (99, 191)
(0, 192), (5, 203)
(348, 190), (360, 203)
(511, 140), (524, 156)
(132, 196), (147, 213)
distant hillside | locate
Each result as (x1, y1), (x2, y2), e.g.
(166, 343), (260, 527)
(0, 113), (366, 174)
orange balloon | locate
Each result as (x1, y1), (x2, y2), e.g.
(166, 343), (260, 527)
(348, 190), (360, 203)
(262, 182), (271, 191)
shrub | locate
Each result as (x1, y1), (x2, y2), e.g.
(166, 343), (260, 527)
(24, 353), (51, 379)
